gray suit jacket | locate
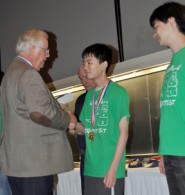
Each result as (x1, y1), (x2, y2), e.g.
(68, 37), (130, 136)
(0, 56), (74, 177)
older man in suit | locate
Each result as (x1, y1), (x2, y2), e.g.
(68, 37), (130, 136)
(0, 29), (76, 195)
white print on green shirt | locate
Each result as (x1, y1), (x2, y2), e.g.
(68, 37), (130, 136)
(97, 100), (108, 126)
(85, 128), (107, 134)
(85, 100), (109, 131)
(160, 64), (181, 108)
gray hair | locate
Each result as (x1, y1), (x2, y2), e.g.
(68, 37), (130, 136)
(15, 29), (48, 54)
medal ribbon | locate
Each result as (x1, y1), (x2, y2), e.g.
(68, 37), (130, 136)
(91, 80), (110, 126)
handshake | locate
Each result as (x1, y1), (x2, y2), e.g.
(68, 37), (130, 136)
(68, 112), (84, 135)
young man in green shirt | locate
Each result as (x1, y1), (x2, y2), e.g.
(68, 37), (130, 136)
(150, 2), (185, 195)
(71, 43), (130, 195)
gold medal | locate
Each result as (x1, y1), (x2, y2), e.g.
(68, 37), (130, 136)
(88, 131), (95, 141)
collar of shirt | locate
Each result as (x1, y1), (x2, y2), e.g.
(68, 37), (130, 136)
(17, 55), (33, 67)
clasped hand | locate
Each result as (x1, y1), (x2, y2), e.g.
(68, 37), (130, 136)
(68, 112), (84, 135)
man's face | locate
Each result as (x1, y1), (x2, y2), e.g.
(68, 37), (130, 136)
(153, 19), (172, 47)
(82, 55), (105, 81)
(78, 67), (96, 91)
(31, 36), (50, 71)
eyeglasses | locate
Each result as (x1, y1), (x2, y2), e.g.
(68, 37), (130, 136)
(33, 45), (50, 54)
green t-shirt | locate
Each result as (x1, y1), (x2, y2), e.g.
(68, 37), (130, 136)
(159, 47), (185, 156)
(80, 81), (130, 178)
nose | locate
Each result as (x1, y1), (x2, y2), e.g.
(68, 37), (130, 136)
(83, 63), (88, 70)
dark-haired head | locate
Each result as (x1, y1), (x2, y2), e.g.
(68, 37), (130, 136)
(82, 43), (112, 74)
(149, 2), (185, 35)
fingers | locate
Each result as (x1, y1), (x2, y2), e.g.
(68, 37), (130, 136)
(68, 112), (77, 125)
(60, 103), (69, 110)
(103, 177), (116, 188)
(159, 156), (166, 174)
(68, 129), (76, 135)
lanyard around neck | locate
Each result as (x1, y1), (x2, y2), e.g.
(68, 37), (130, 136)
(91, 80), (110, 127)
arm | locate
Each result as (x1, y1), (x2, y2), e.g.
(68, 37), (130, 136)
(76, 122), (85, 134)
(68, 93), (85, 135)
(104, 116), (129, 188)
(20, 69), (72, 130)
(159, 156), (165, 174)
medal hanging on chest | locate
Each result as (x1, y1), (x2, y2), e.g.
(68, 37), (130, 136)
(89, 80), (110, 141)
(88, 131), (95, 141)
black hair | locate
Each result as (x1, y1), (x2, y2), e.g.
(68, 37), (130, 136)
(82, 43), (112, 73)
(149, 2), (185, 34)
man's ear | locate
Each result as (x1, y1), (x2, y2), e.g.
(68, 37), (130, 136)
(168, 17), (176, 26)
(101, 61), (108, 71)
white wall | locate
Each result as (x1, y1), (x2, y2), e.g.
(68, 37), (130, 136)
(49, 49), (172, 92)
(0, 0), (184, 83)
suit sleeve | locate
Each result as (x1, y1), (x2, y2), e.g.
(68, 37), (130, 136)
(18, 69), (70, 130)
